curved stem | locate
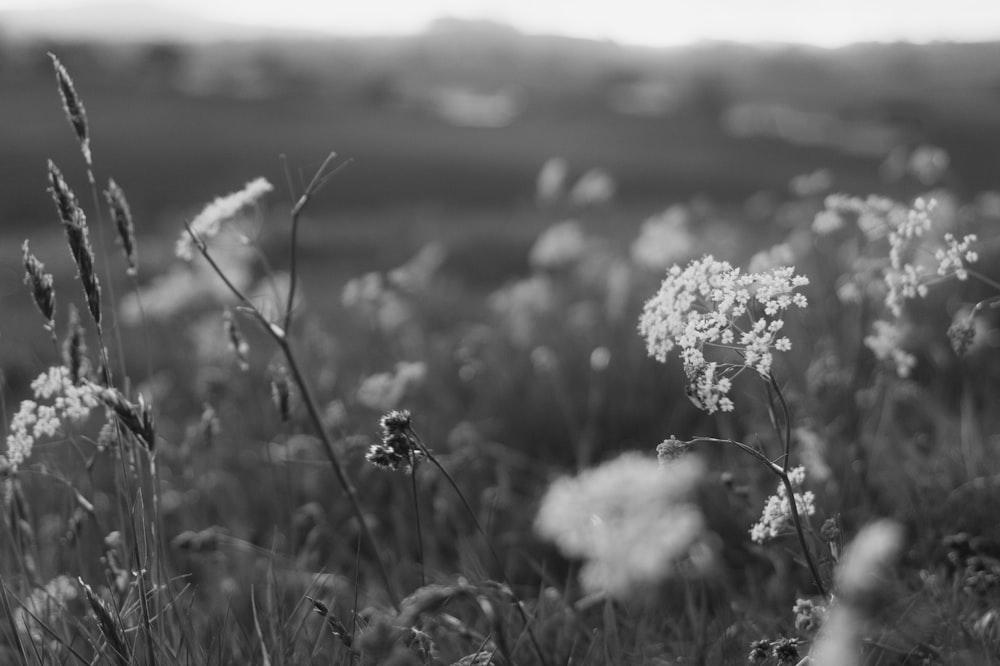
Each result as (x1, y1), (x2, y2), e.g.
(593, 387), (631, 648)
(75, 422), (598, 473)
(778, 473), (827, 597)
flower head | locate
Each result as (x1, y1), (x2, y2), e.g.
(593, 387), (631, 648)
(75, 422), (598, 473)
(535, 453), (705, 597)
(638, 255), (808, 413)
(749, 466), (816, 544)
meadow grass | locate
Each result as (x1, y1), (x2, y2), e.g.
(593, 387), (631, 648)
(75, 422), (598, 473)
(2, 54), (1000, 666)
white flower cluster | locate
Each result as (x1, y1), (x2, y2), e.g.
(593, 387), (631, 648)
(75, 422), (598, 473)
(5, 366), (101, 470)
(823, 194), (979, 318)
(535, 453), (705, 598)
(638, 255), (809, 413)
(935, 233), (978, 281)
(864, 319), (917, 378)
(176, 177), (273, 260)
(750, 466), (816, 544)
(356, 361), (427, 412)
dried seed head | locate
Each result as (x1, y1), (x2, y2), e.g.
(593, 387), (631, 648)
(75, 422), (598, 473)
(62, 304), (91, 385)
(105, 179), (137, 276)
(948, 317), (976, 356)
(49, 53), (92, 168)
(223, 310), (250, 371)
(49, 161), (101, 326)
(379, 409), (412, 435)
(22, 240), (56, 328)
(656, 436), (691, 465)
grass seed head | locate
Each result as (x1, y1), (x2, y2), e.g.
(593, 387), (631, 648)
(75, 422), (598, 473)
(62, 304), (90, 385)
(48, 161), (101, 325)
(105, 179), (137, 276)
(49, 53), (92, 167)
(22, 240), (56, 328)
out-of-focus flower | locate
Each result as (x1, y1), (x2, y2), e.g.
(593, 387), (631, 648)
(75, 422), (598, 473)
(14, 575), (78, 644)
(388, 242), (446, 292)
(864, 319), (916, 377)
(812, 209), (844, 235)
(535, 453), (705, 598)
(790, 169), (833, 198)
(536, 157), (569, 205)
(342, 272), (414, 334)
(568, 168), (616, 207)
(356, 361), (427, 412)
(639, 255), (809, 413)
(908, 145), (949, 185)
(176, 177), (273, 260)
(630, 205), (697, 271)
(529, 221), (588, 270)
(749, 466), (816, 544)
(747, 243), (796, 273)
(490, 275), (556, 347)
(793, 597), (828, 633)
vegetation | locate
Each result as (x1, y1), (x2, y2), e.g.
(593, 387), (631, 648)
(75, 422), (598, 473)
(3, 47), (1000, 665)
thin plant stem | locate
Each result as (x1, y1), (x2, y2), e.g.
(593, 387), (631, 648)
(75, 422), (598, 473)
(410, 457), (426, 587)
(184, 226), (401, 611)
(686, 436), (826, 596)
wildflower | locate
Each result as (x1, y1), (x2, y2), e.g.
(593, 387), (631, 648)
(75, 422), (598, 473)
(366, 410), (423, 473)
(863, 319), (916, 377)
(14, 575), (78, 644)
(388, 242), (445, 292)
(948, 315), (977, 356)
(379, 409), (412, 435)
(748, 639), (771, 664)
(490, 275), (556, 347)
(812, 209), (844, 235)
(176, 177), (273, 260)
(747, 242), (795, 273)
(535, 453), (705, 597)
(630, 205), (697, 270)
(536, 157), (568, 204)
(772, 637), (800, 664)
(638, 255), (808, 413)
(356, 361), (426, 412)
(4, 366), (101, 470)
(22, 240), (56, 328)
(908, 144), (949, 185)
(750, 466), (816, 543)
(790, 168), (833, 197)
(656, 437), (691, 465)
(793, 597), (827, 633)
(105, 179), (137, 276)
(934, 233), (978, 280)
(568, 168), (615, 207)
(529, 220), (588, 270)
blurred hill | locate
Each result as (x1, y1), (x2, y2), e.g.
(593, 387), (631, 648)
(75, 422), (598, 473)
(2, 13), (1000, 229)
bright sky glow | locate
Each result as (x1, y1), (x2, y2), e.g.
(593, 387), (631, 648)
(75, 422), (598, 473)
(2, 0), (1000, 47)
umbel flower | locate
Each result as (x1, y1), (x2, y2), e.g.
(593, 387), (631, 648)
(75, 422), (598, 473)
(535, 453), (705, 598)
(638, 255), (809, 413)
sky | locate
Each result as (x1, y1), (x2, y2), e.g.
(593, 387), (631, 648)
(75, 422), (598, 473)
(2, 0), (1000, 47)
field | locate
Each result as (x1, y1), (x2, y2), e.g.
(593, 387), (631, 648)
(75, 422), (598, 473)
(3, 34), (1000, 665)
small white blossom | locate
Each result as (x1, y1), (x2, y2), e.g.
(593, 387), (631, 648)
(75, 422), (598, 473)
(934, 233), (978, 281)
(529, 220), (588, 270)
(750, 466), (816, 543)
(864, 319), (916, 378)
(5, 367), (101, 470)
